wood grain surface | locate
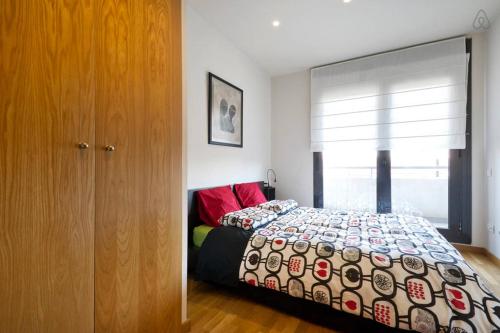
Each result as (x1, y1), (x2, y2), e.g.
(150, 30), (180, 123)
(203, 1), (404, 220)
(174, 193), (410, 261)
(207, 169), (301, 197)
(1, 0), (182, 331)
(94, 0), (182, 332)
(0, 0), (95, 331)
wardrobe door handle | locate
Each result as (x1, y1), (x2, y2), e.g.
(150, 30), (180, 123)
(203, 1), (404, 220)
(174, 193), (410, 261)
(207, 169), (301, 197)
(78, 142), (89, 150)
(104, 145), (116, 152)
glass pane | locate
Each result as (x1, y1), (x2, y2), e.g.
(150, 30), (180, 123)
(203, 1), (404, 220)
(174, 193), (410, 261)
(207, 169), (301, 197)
(391, 149), (449, 229)
(323, 150), (377, 212)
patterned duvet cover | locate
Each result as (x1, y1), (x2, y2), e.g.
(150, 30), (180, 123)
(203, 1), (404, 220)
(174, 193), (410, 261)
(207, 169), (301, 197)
(238, 207), (500, 332)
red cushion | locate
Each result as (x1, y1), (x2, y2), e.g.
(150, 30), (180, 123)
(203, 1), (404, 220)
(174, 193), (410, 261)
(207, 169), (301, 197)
(197, 185), (242, 227)
(234, 182), (268, 208)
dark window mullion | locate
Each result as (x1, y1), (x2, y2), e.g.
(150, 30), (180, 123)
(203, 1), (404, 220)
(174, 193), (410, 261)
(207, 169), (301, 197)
(439, 38), (472, 243)
(377, 150), (391, 213)
(313, 152), (324, 208)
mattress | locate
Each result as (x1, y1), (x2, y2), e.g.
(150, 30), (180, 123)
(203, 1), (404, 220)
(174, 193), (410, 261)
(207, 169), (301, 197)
(193, 224), (214, 248)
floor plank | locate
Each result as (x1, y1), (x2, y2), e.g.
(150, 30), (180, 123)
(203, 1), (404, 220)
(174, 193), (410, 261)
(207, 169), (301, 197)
(461, 250), (500, 295)
(187, 249), (500, 332)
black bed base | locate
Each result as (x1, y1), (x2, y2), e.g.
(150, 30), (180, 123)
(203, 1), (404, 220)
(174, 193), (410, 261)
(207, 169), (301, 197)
(188, 246), (199, 273)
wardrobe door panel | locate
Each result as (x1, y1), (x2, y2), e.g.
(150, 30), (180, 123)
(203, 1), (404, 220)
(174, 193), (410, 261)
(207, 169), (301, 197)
(0, 1), (95, 332)
(95, 0), (182, 331)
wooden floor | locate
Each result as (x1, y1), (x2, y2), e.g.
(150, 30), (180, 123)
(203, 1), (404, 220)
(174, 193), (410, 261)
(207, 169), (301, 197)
(460, 251), (500, 295)
(187, 249), (500, 333)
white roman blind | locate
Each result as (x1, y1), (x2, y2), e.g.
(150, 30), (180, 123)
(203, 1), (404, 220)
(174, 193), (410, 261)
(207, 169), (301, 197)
(310, 37), (468, 152)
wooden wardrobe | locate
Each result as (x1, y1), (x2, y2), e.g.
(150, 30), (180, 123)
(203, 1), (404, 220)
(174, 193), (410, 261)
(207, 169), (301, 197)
(0, 0), (182, 332)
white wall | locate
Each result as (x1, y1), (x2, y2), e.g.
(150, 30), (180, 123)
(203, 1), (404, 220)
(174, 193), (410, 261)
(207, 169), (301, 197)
(185, 5), (271, 190)
(183, 3), (272, 323)
(486, 17), (500, 258)
(271, 34), (488, 247)
(271, 71), (313, 206)
(470, 32), (488, 248)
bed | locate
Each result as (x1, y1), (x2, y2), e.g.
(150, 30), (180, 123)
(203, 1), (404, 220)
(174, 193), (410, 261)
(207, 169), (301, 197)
(188, 184), (500, 333)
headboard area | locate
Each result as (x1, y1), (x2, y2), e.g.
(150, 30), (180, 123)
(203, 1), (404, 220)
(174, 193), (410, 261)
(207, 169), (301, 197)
(187, 181), (265, 247)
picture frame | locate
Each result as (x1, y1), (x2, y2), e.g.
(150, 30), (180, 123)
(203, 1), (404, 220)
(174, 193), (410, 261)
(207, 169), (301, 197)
(208, 72), (243, 148)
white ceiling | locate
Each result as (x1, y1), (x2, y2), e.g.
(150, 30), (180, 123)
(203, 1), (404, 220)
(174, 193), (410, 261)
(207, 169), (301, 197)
(186, 0), (500, 77)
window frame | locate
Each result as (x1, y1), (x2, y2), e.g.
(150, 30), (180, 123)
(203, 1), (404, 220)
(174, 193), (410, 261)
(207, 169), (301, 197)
(313, 38), (472, 244)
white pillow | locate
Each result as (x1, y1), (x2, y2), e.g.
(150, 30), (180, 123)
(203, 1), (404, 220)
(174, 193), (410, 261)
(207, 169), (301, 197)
(219, 207), (278, 230)
(258, 199), (298, 214)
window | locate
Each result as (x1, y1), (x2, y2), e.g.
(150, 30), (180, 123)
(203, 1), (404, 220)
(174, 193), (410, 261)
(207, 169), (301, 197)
(312, 38), (472, 243)
(391, 149), (449, 228)
(323, 150), (377, 212)
(322, 149), (450, 225)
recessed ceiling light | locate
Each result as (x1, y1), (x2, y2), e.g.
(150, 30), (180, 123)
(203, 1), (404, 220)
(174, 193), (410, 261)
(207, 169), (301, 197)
(272, 20), (280, 27)
(343, 0), (352, 3)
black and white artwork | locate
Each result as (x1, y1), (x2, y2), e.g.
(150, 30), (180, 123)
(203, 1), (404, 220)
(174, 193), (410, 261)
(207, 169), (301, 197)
(208, 73), (243, 147)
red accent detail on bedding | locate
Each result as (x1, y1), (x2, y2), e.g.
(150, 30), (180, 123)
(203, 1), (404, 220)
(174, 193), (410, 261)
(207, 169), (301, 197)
(449, 289), (463, 299)
(451, 298), (466, 310)
(346, 300), (357, 310)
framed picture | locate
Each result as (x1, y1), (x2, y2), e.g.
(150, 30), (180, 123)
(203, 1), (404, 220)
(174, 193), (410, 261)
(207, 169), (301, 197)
(208, 72), (243, 147)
